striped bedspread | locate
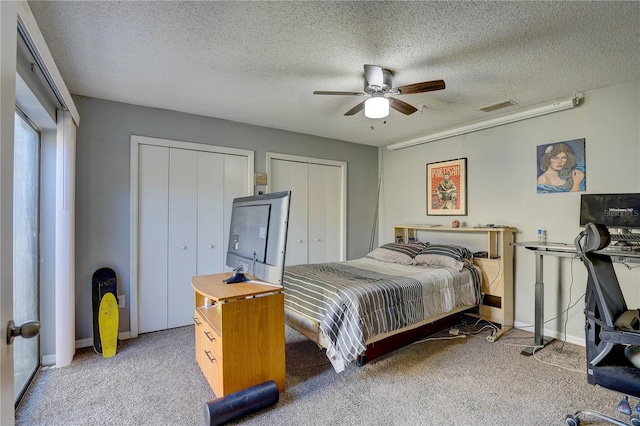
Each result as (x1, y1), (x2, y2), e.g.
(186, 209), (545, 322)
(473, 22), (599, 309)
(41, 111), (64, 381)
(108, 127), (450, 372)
(283, 257), (481, 370)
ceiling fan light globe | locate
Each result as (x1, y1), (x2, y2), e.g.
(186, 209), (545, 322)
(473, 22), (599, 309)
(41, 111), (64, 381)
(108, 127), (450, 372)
(364, 97), (389, 119)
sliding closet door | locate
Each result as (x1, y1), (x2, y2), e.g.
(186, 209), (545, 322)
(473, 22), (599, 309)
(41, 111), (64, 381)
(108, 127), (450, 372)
(138, 145), (169, 333)
(167, 149), (198, 329)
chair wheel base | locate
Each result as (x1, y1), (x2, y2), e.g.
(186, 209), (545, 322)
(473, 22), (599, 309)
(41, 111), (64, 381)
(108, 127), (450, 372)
(565, 414), (579, 426)
(567, 410), (636, 426)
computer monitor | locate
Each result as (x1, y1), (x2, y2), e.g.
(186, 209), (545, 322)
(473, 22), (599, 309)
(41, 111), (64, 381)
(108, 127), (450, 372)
(579, 193), (640, 231)
(224, 191), (291, 285)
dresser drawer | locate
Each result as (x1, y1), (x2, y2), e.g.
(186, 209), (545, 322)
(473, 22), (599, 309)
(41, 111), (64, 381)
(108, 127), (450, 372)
(194, 311), (208, 372)
(201, 323), (222, 358)
(202, 345), (224, 397)
(195, 309), (224, 395)
(195, 309), (222, 358)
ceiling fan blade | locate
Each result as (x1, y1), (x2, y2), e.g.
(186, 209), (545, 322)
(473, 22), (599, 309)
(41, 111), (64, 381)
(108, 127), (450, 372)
(389, 97), (418, 115)
(314, 91), (366, 96)
(344, 101), (366, 116)
(394, 79), (446, 95)
(364, 64), (384, 87)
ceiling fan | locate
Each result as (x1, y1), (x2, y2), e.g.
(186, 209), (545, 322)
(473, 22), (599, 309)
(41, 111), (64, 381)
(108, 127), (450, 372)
(313, 64), (445, 118)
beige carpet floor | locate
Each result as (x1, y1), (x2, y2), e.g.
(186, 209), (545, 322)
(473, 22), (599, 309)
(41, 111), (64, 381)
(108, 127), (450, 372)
(15, 321), (635, 425)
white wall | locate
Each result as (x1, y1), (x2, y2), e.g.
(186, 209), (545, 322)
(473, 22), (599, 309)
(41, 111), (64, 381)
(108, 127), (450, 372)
(379, 79), (640, 345)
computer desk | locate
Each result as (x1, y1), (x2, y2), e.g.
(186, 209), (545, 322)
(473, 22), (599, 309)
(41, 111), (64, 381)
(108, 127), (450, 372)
(512, 241), (640, 356)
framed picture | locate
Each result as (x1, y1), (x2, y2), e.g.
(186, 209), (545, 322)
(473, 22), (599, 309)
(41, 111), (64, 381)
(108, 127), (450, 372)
(427, 158), (467, 216)
(536, 138), (586, 194)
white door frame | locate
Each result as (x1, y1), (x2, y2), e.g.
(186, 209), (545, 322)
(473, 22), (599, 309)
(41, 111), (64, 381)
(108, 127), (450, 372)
(0, 2), (18, 422)
(266, 152), (347, 262)
(130, 135), (253, 338)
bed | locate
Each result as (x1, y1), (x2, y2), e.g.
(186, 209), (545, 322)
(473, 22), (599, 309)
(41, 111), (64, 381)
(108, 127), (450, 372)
(283, 241), (483, 372)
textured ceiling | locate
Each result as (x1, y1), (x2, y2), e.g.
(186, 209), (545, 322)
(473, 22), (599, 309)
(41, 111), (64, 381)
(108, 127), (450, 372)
(27, 1), (640, 147)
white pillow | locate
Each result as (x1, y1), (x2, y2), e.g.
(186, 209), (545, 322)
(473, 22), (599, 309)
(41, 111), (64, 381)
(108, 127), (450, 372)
(414, 253), (464, 271)
(413, 244), (473, 271)
(366, 242), (427, 265)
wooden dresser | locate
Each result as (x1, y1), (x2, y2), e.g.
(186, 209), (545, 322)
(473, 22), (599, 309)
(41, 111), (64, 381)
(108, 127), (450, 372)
(192, 273), (285, 397)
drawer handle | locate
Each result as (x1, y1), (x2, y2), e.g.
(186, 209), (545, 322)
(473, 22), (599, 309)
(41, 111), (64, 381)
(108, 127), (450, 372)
(205, 350), (216, 363)
(204, 331), (216, 342)
(193, 317), (201, 326)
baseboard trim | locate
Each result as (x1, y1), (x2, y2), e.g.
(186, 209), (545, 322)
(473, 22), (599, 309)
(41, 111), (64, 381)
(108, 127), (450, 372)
(42, 332), (132, 367)
(75, 331), (131, 349)
(513, 321), (585, 347)
(41, 354), (56, 367)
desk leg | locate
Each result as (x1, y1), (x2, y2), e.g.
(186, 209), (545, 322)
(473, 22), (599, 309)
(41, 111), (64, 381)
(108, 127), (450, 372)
(521, 252), (554, 356)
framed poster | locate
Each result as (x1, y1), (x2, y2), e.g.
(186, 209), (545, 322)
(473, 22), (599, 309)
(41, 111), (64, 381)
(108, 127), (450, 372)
(427, 158), (467, 216)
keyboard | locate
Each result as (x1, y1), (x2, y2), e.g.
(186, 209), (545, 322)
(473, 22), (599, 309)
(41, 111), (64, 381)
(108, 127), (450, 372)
(610, 233), (640, 242)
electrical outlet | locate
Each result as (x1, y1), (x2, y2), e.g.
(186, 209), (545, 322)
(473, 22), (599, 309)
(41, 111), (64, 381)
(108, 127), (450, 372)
(117, 295), (125, 309)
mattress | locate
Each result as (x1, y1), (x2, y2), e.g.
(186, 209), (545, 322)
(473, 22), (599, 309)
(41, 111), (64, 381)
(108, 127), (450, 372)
(283, 257), (481, 371)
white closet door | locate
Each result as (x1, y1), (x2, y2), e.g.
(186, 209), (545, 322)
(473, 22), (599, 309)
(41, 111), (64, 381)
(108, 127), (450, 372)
(197, 152), (224, 276)
(271, 159), (309, 266)
(308, 163), (342, 263)
(133, 135), (254, 336)
(167, 148), (198, 329)
(223, 155), (250, 270)
(138, 145), (169, 333)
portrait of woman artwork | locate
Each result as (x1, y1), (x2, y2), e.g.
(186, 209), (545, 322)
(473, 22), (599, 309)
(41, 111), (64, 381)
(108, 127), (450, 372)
(536, 139), (586, 194)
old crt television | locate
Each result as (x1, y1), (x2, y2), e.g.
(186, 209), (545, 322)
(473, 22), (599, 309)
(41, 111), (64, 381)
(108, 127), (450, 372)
(579, 193), (640, 230)
(224, 191), (291, 285)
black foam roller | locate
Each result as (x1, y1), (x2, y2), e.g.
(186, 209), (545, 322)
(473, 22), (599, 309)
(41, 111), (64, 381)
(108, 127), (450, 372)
(204, 380), (279, 426)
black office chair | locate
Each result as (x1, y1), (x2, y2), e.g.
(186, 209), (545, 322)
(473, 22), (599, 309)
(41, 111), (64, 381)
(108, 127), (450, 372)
(566, 223), (640, 426)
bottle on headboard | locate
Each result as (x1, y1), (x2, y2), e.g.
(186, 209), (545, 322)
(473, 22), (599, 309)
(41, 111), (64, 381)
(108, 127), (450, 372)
(537, 228), (547, 244)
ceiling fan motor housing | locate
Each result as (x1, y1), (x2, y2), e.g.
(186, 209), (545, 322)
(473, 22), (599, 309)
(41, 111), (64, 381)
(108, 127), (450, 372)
(364, 69), (393, 95)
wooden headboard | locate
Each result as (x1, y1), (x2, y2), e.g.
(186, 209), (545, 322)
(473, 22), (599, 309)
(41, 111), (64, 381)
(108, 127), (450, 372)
(393, 224), (517, 341)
